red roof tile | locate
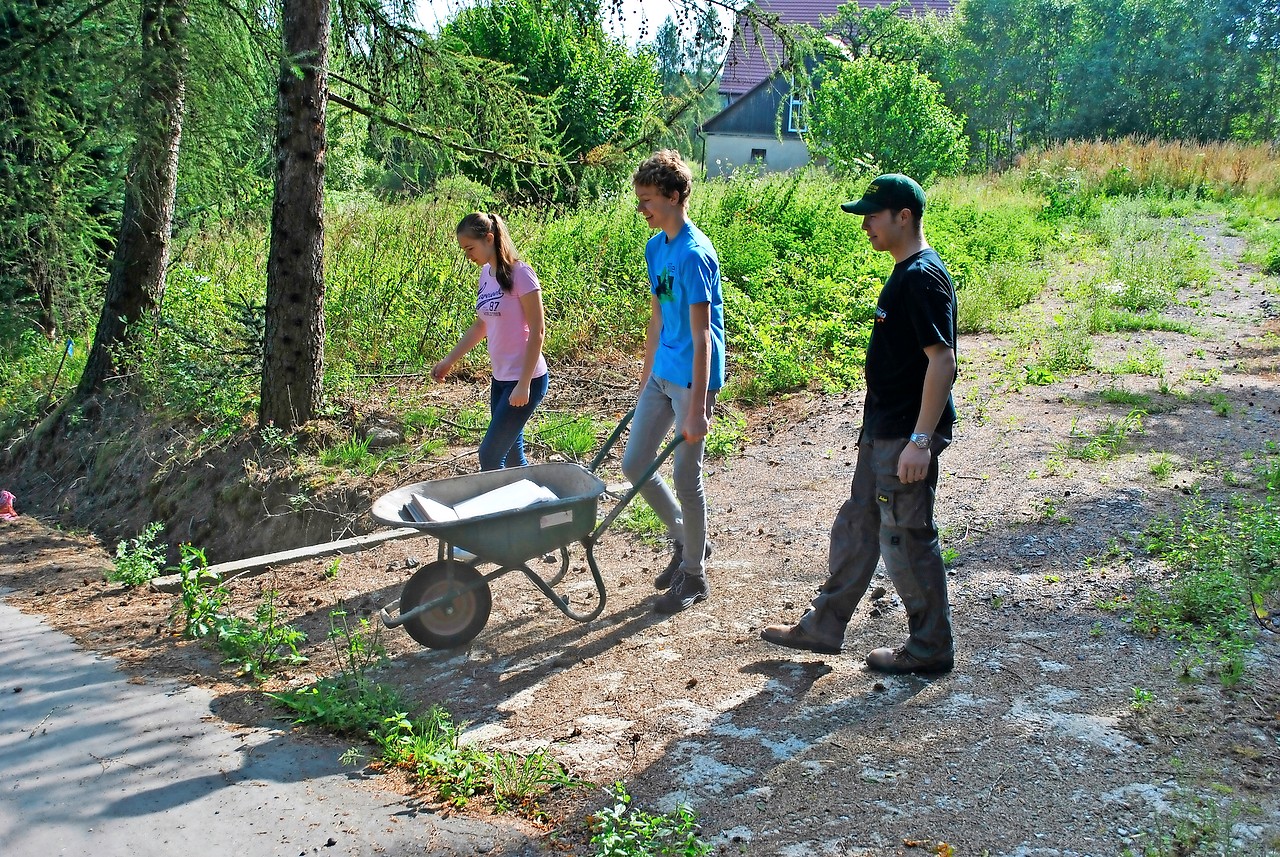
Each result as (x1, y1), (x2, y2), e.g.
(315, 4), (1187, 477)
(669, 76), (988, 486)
(720, 0), (955, 96)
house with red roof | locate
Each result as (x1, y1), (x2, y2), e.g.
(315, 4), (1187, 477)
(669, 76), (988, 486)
(702, 0), (954, 177)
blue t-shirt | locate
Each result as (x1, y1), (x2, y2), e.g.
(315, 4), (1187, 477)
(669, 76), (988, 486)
(644, 220), (726, 390)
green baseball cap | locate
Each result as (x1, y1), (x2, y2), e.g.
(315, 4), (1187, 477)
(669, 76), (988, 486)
(840, 173), (926, 215)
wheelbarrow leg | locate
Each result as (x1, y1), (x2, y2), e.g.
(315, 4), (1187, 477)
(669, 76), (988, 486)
(516, 539), (607, 623)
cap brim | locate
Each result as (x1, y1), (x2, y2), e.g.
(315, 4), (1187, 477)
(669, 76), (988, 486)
(840, 199), (882, 214)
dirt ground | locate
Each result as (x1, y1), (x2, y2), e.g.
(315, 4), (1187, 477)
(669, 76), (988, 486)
(2, 215), (1279, 855)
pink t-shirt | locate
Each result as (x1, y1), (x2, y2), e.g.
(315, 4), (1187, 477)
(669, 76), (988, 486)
(478, 260), (548, 382)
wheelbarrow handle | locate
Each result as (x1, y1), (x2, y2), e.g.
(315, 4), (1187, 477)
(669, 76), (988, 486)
(588, 407), (636, 474)
(590, 433), (684, 542)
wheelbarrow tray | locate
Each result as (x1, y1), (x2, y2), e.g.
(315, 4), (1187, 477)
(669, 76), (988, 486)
(370, 463), (606, 568)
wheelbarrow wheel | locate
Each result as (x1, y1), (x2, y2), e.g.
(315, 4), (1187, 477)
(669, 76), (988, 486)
(399, 559), (492, 649)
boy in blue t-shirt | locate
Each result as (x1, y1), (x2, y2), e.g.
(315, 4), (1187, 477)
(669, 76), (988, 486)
(621, 150), (726, 614)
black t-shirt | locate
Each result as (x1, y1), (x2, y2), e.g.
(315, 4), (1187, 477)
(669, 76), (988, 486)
(862, 247), (957, 440)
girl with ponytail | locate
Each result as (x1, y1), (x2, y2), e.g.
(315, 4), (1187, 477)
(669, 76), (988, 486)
(432, 212), (549, 470)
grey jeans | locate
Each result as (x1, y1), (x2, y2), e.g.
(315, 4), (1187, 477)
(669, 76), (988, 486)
(803, 434), (954, 659)
(621, 374), (717, 579)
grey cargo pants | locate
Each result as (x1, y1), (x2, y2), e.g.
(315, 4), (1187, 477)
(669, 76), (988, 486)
(801, 434), (954, 660)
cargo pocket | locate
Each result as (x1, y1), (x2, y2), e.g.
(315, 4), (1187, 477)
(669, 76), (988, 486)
(877, 483), (935, 531)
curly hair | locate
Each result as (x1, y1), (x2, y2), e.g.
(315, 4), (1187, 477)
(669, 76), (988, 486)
(632, 149), (693, 206)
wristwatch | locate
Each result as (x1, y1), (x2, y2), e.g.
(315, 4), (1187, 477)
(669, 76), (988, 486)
(909, 432), (932, 450)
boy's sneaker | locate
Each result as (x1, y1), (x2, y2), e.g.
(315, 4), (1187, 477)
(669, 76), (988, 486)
(654, 541), (714, 590)
(654, 572), (709, 614)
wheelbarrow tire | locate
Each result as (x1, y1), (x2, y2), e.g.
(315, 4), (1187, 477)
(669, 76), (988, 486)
(399, 559), (492, 649)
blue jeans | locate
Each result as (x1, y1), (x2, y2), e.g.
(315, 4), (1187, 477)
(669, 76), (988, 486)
(479, 373), (549, 471)
(620, 375), (717, 578)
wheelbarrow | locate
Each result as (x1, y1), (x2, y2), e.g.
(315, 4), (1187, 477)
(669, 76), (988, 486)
(370, 410), (681, 648)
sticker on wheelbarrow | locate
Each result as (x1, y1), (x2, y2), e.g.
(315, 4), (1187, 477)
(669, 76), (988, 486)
(540, 510), (574, 529)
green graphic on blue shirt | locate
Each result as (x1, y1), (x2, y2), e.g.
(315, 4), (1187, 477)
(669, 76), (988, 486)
(655, 267), (675, 303)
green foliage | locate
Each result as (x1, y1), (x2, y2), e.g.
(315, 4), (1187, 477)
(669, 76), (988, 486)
(319, 435), (376, 472)
(705, 407), (747, 459)
(442, 0), (662, 198)
(1136, 491), (1280, 684)
(809, 56), (967, 182)
(372, 707), (576, 812)
(531, 413), (600, 458)
(271, 609), (403, 736)
(172, 546), (307, 680)
(1059, 410), (1145, 461)
(214, 592), (308, 680)
(109, 522), (167, 587)
(1091, 199), (1211, 313)
(590, 784), (712, 857)
(0, 2), (127, 339)
(0, 331), (87, 440)
(616, 497), (667, 545)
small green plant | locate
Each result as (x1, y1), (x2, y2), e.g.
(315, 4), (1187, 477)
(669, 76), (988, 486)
(1120, 790), (1264, 857)
(941, 546), (959, 566)
(174, 544), (226, 638)
(590, 783), (712, 857)
(1036, 497), (1073, 524)
(1253, 457), (1280, 491)
(532, 413), (599, 458)
(1130, 686), (1154, 712)
(172, 548), (307, 680)
(1110, 344), (1166, 377)
(489, 747), (576, 814)
(454, 403), (489, 438)
(1089, 621), (1105, 638)
(258, 423), (297, 453)
(1135, 491), (1280, 685)
(1060, 409), (1145, 461)
(1206, 392), (1233, 417)
(323, 557), (341, 579)
(616, 497), (667, 545)
(1150, 453), (1174, 480)
(1024, 364), (1057, 386)
(109, 522), (167, 587)
(1184, 367), (1222, 385)
(214, 591), (308, 679)
(271, 608), (402, 735)
(319, 434), (375, 470)
(403, 407), (443, 434)
(1100, 387), (1152, 409)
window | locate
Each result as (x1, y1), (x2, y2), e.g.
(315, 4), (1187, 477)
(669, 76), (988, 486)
(750, 148), (767, 163)
(788, 94), (808, 134)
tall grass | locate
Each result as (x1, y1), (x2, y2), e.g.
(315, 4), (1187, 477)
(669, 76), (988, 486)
(1020, 138), (1280, 200)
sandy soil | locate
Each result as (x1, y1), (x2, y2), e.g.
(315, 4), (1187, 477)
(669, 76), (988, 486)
(2, 214), (1278, 855)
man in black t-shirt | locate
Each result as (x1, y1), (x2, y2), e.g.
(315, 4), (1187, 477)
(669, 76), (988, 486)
(762, 174), (959, 674)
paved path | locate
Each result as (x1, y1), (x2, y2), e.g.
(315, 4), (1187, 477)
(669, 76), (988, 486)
(0, 594), (540, 856)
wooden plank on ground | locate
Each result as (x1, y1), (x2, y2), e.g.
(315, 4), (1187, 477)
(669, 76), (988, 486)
(149, 527), (427, 593)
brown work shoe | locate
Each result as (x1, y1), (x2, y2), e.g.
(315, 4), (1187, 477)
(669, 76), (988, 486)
(760, 622), (843, 655)
(865, 645), (954, 675)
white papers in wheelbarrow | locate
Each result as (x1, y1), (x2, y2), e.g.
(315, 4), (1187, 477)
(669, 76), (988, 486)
(409, 494), (459, 523)
(451, 479), (558, 519)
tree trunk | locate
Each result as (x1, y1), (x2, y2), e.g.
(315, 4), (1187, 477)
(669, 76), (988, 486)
(259, 0), (329, 431)
(76, 0), (187, 397)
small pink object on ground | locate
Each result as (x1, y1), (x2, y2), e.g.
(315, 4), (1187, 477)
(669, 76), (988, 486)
(0, 490), (17, 520)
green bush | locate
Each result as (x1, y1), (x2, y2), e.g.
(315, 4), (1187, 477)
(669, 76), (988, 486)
(109, 522), (167, 587)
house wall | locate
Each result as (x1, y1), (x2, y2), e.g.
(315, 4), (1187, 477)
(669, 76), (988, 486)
(703, 133), (812, 178)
